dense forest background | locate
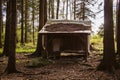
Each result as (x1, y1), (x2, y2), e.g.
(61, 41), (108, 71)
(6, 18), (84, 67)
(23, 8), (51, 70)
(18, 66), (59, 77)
(0, 0), (104, 47)
(0, 0), (120, 79)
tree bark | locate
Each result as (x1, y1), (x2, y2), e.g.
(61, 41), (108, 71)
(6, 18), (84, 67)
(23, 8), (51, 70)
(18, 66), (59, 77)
(74, 0), (76, 20)
(32, 0), (35, 45)
(51, 0), (54, 19)
(97, 0), (119, 72)
(5, 0), (17, 73)
(0, 0), (2, 48)
(62, 1), (65, 18)
(44, 0), (47, 24)
(82, 1), (85, 20)
(48, 0), (51, 19)
(25, 0), (28, 43)
(2, 1), (11, 57)
(66, 0), (68, 20)
(56, 0), (60, 19)
(21, 0), (24, 45)
(29, 0), (46, 57)
(116, 0), (120, 56)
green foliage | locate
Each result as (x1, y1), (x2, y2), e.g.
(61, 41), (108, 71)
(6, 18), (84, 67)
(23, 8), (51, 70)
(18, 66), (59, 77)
(0, 42), (36, 54)
(91, 35), (102, 43)
(90, 34), (103, 51)
(1, 24), (104, 54)
(0, 48), (2, 54)
(16, 42), (36, 53)
(16, 26), (38, 43)
(16, 48), (35, 53)
(1, 25), (38, 54)
(75, 0), (97, 20)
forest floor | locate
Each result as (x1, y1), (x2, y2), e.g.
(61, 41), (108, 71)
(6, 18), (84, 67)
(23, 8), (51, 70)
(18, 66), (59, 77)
(0, 51), (120, 80)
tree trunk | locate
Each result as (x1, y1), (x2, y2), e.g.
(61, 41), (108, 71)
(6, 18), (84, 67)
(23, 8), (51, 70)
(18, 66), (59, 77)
(2, 1), (11, 57)
(44, 0), (47, 24)
(29, 0), (46, 57)
(32, 0), (35, 45)
(62, 1), (65, 18)
(56, 0), (60, 19)
(1, 0), (3, 33)
(66, 0), (68, 20)
(97, 0), (119, 72)
(51, 0), (54, 19)
(25, 0), (28, 43)
(116, 0), (120, 56)
(5, 0), (17, 73)
(48, 0), (51, 19)
(21, 0), (24, 45)
(74, 0), (76, 20)
(82, 2), (85, 20)
(0, 0), (2, 48)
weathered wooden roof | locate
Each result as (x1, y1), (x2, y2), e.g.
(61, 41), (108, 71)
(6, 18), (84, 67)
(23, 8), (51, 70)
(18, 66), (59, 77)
(39, 20), (91, 34)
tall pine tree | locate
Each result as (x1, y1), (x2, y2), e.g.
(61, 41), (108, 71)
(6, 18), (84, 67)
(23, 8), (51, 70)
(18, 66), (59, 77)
(0, 0), (2, 48)
(116, 0), (120, 56)
(97, 0), (119, 72)
(5, 0), (18, 73)
(29, 0), (47, 57)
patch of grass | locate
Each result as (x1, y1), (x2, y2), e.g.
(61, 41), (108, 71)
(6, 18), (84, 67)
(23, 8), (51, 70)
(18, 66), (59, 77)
(0, 48), (35, 54)
(0, 48), (3, 54)
(90, 34), (103, 51)
(16, 42), (36, 48)
(91, 35), (103, 44)
(16, 42), (36, 53)
(16, 48), (35, 53)
(0, 42), (36, 54)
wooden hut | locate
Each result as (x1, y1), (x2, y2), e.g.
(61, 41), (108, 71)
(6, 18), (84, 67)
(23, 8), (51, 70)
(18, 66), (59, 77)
(39, 20), (91, 60)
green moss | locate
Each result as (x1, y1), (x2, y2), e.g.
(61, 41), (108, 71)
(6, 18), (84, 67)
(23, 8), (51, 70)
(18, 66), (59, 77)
(26, 57), (51, 68)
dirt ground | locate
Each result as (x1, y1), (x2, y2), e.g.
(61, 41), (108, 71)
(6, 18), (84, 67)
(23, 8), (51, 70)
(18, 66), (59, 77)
(0, 51), (120, 80)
